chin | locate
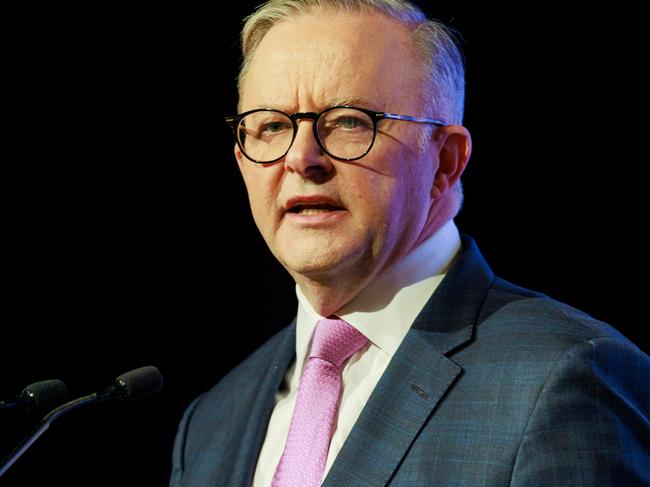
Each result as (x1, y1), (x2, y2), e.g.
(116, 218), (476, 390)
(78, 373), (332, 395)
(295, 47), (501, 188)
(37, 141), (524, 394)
(272, 230), (375, 280)
(283, 255), (342, 280)
(277, 244), (354, 281)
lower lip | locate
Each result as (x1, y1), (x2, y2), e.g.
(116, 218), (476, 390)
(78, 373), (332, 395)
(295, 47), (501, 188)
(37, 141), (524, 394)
(284, 210), (347, 226)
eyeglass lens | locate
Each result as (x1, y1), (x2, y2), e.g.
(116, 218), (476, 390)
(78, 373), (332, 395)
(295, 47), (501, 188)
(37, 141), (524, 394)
(237, 108), (375, 162)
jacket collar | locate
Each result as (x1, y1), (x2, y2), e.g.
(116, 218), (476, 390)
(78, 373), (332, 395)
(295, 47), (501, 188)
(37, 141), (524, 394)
(323, 236), (494, 486)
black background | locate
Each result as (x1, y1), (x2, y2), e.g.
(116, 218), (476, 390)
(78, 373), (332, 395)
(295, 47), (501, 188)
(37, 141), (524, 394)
(2, 3), (647, 485)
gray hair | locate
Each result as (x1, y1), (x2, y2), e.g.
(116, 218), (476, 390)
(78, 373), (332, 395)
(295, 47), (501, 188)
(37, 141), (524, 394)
(237, 0), (466, 125)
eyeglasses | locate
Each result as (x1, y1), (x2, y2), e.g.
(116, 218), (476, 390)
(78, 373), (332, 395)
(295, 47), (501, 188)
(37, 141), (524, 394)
(225, 106), (447, 164)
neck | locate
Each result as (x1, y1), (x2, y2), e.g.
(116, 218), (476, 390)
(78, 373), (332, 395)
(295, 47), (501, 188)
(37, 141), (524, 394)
(293, 215), (458, 317)
(292, 270), (376, 317)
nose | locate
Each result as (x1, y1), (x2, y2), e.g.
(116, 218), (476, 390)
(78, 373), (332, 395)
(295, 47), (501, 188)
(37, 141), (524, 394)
(284, 120), (333, 178)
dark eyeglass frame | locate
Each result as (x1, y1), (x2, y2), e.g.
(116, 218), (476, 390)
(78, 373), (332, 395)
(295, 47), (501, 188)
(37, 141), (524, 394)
(225, 105), (448, 164)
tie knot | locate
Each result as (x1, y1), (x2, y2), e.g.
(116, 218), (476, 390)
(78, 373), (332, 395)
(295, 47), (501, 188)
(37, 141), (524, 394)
(309, 317), (368, 368)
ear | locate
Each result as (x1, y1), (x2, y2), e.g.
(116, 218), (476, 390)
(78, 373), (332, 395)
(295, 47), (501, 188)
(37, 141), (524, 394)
(234, 143), (246, 174)
(431, 125), (472, 199)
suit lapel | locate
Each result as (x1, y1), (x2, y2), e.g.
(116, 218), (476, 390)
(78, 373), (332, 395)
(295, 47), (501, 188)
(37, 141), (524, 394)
(215, 323), (297, 487)
(323, 237), (494, 486)
(322, 331), (463, 487)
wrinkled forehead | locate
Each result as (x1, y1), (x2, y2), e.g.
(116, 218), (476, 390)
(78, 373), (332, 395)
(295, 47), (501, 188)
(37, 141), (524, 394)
(240, 10), (425, 113)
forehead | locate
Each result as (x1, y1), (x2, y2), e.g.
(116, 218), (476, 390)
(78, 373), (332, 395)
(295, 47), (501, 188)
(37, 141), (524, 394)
(240, 9), (424, 112)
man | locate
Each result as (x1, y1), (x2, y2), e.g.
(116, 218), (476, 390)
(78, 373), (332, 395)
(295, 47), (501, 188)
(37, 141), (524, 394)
(171, 1), (649, 485)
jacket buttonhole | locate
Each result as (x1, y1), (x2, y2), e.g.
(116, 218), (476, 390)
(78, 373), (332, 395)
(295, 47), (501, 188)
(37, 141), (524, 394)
(410, 383), (429, 399)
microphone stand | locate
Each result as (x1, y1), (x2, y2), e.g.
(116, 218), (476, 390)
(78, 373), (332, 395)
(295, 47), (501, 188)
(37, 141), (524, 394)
(0, 389), (113, 477)
(0, 366), (161, 478)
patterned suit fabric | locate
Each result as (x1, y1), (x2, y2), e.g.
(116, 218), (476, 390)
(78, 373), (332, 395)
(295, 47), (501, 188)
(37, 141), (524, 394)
(170, 237), (650, 486)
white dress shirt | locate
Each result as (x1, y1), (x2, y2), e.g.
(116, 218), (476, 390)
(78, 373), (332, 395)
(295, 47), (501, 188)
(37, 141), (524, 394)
(252, 220), (462, 487)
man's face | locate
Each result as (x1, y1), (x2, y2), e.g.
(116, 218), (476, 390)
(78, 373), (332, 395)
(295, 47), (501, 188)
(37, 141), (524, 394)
(236, 10), (443, 288)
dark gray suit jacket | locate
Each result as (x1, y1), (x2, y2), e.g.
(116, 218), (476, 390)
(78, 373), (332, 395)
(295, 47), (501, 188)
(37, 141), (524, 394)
(171, 237), (649, 486)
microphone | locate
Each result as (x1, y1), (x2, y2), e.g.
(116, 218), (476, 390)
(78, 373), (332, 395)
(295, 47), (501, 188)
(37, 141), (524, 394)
(0, 380), (69, 413)
(0, 366), (163, 477)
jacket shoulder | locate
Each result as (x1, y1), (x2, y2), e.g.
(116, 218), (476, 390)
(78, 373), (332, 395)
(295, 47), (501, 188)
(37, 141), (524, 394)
(477, 276), (632, 350)
(170, 323), (295, 486)
(192, 323), (294, 421)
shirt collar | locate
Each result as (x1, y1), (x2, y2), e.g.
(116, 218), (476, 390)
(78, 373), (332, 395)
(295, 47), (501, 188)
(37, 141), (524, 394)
(294, 220), (461, 380)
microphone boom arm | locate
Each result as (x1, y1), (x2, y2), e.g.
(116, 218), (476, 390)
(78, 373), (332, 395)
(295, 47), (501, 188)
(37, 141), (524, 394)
(0, 392), (107, 476)
(0, 366), (162, 478)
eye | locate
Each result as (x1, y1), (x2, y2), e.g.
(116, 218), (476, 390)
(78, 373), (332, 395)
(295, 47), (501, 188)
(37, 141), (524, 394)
(262, 121), (290, 135)
(336, 116), (365, 129)
(321, 110), (373, 133)
(240, 111), (293, 141)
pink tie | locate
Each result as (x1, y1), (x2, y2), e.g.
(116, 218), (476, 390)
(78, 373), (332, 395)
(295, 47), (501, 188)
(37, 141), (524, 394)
(271, 317), (368, 487)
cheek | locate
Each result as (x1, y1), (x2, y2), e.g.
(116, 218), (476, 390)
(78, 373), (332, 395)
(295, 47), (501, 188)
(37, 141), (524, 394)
(347, 173), (401, 228)
(241, 170), (280, 230)
(349, 160), (431, 237)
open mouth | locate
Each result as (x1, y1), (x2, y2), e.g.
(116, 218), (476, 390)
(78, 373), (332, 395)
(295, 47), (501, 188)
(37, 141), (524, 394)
(288, 203), (345, 215)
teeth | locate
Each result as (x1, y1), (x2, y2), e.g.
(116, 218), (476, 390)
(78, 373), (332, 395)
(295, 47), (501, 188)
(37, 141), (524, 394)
(300, 208), (332, 215)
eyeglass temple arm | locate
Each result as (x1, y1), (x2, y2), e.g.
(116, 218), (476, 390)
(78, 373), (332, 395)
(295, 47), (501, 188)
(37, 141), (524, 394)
(380, 112), (447, 127)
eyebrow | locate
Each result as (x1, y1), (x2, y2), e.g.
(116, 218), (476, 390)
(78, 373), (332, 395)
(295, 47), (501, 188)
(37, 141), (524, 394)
(254, 96), (378, 113)
(324, 96), (376, 109)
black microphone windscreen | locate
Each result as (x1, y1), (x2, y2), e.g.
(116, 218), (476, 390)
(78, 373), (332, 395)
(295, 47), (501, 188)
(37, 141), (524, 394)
(114, 366), (163, 400)
(23, 380), (69, 412)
